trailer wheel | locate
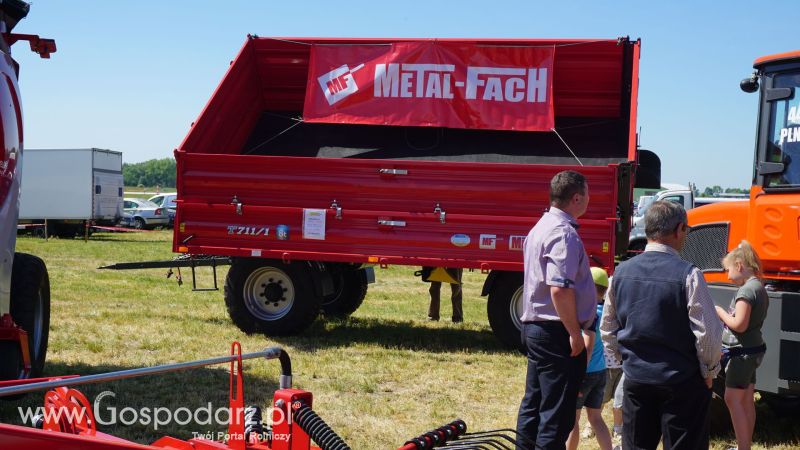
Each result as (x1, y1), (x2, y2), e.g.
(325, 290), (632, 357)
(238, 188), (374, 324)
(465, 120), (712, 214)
(224, 259), (321, 335)
(486, 271), (525, 352)
(8, 253), (51, 378)
(321, 268), (368, 318)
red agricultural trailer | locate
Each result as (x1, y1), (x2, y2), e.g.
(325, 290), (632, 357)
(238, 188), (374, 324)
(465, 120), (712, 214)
(172, 36), (656, 348)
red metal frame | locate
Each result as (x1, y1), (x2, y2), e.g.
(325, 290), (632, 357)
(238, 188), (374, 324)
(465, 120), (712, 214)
(179, 37), (637, 155)
(175, 154), (623, 273)
(0, 343), (325, 450)
(3, 33), (56, 58)
(0, 314), (31, 376)
(172, 37), (640, 276)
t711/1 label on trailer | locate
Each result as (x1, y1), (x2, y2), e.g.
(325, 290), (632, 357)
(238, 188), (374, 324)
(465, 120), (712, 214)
(227, 225), (270, 237)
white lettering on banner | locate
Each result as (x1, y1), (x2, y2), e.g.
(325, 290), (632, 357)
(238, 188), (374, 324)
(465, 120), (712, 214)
(372, 64), (546, 102)
(779, 127), (800, 144)
(374, 64), (400, 97)
(400, 72), (413, 98)
(465, 67), (547, 103)
(509, 235), (526, 251)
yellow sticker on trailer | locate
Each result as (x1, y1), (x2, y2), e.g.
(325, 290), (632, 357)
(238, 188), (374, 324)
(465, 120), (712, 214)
(602, 242), (609, 253)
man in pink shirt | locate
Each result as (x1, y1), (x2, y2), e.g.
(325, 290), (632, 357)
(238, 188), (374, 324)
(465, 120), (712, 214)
(516, 170), (597, 449)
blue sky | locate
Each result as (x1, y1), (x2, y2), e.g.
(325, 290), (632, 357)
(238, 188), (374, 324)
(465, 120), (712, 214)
(10, 0), (795, 189)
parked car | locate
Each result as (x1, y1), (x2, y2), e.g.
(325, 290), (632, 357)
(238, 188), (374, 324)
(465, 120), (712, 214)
(122, 198), (169, 229)
(148, 193), (177, 227)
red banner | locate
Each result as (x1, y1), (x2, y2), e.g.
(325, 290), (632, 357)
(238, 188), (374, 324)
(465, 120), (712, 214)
(302, 42), (555, 132)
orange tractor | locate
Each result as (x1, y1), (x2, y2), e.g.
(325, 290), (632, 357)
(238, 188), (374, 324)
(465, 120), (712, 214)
(682, 50), (800, 412)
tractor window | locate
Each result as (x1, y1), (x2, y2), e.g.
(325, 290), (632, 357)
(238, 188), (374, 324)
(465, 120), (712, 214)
(766, 72), (800, 187)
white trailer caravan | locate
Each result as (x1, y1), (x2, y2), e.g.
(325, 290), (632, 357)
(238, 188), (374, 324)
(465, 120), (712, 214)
(19, 148), (123, 238)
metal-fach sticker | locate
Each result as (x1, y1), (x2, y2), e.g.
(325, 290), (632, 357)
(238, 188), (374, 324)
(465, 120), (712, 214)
(509, 235), (526, 251)
(450, 234), (471, 247)
(479, 234), (497, 250)
(276, 225), (290, 240)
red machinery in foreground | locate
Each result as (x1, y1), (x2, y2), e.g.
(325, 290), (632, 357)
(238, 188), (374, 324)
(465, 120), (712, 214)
(0, 344), (528, 449)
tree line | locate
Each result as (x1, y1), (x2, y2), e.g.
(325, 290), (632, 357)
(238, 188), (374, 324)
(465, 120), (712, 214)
(123, 158), (176, 188)
(695, 186), (750, 197)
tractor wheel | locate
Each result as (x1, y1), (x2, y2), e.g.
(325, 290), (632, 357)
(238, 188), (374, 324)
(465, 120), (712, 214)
(486, 271), (525, 352)
(321, 267), (368, 318)
(8, 253), (51, 378)
(224, 258), (321, 336)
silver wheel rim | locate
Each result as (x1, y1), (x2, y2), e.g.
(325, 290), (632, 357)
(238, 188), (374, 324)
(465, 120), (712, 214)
(509, 286), (524, 332)
(243, 267), (295, 321)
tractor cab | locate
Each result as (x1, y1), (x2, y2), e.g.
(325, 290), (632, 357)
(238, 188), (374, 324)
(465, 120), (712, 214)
(747, 53), (800, 191)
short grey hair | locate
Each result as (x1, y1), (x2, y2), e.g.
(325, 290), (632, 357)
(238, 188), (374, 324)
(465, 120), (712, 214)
(550, 170), (586, 207)
(644, 201), (687, 240)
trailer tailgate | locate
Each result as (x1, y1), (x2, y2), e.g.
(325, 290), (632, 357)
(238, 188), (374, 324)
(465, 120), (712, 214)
(175, 153), (619, 271)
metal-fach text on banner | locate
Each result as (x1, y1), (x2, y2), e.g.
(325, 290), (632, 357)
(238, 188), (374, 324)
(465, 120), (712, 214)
(303, 42), (555, 132)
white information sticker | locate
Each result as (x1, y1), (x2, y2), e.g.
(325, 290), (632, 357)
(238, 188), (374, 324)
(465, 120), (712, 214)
(303, 209), (326, 240)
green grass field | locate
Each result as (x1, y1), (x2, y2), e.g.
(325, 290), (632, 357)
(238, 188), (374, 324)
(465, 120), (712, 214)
(1, 231), (798, 449)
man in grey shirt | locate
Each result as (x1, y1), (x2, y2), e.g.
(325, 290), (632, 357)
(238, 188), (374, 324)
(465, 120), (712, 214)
(600, 201), (722, 450)
(516, 170), (597, 449)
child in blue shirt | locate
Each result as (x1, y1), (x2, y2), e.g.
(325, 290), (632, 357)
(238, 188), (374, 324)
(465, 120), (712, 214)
(566, 267), (613, 450)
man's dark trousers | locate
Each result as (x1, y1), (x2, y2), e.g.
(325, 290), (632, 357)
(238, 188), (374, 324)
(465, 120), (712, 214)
(622, 375), (711, 450)
(516, 321), (586, 450)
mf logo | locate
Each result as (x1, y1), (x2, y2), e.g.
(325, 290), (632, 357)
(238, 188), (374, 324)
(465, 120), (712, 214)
(317, 63), (365, 105)
(479, 234), (497, 250)
(509, 235), (525, 251)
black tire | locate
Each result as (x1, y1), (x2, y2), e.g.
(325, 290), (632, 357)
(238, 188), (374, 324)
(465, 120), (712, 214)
(486, 271), (525, 352)
(224, 258), (321, 336)
(321, 268), (368, 318)
(8, 252), (50, 378)
(761, 392), (800, 416)
(133, 217), (146, 230)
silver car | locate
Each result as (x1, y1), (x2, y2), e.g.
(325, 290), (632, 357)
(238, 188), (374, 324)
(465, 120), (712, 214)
(148, 193), (177, 227)
(122, 198), (169, 229)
